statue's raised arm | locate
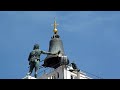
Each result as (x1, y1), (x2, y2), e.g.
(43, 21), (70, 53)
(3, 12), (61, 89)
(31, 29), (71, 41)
(41, 50), (61, 55)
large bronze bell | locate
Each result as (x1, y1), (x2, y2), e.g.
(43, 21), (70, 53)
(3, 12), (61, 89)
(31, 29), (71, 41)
(42, 34), (69, 68)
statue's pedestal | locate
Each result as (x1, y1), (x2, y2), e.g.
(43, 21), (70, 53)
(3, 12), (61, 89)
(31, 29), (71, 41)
(22, 75), (36, 79)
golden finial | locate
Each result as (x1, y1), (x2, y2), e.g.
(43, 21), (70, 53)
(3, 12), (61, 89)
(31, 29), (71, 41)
(52, 17), (59, 34)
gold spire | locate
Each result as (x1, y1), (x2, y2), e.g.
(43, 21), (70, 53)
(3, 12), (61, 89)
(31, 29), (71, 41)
(52, 17), (59, 34)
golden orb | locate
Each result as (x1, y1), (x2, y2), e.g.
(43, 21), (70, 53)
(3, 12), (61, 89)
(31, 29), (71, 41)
(53, 29), (58, 34)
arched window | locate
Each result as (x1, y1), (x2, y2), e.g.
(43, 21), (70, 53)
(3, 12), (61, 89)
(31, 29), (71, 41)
(51, 74), (56, 79)
(51, 76), (54, 79)
(57, 72), (59, 78)
(71, 75), (73, 79)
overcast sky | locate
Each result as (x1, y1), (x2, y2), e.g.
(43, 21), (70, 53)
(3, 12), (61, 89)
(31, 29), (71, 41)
(0, 11), (120, 79)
